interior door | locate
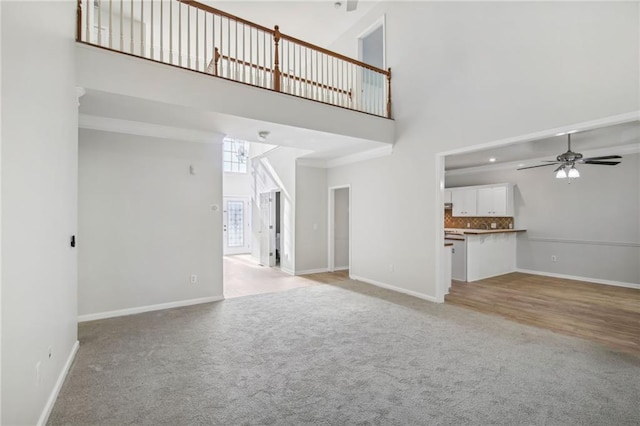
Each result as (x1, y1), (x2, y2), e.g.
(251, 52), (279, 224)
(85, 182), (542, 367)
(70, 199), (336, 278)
(223, 197), (250, 255)
(259, 192), (272, 266)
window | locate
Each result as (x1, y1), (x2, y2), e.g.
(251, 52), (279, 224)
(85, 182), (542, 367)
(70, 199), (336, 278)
(223, 138), (249, 173)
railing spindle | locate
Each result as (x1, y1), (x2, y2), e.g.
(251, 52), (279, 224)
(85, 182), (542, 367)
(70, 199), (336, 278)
(140, 0), (143, 56)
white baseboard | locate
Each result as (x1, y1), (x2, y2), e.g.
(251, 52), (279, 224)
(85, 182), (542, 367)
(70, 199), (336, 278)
(37, 340), (79, 426)
(516, 269), (640, 290)
(350, 274), (440, 303)
(295, 268), (329, 275)
(78, 295), (224, 322)
(333, 266), (350, 271)
(280, 267), (295, 276)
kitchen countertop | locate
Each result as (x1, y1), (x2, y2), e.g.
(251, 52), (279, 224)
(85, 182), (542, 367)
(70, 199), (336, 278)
(445, 228), (526, 235)
(444, 242), (453, 246)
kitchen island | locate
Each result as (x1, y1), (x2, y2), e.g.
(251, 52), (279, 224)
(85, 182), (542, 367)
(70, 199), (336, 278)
(445, 228), (526, 282)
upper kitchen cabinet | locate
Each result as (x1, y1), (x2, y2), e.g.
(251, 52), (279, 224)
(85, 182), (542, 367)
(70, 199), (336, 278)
(449, 183), (514, 217)
(452, 188), (477, 217)
(477, 184), (514, 216)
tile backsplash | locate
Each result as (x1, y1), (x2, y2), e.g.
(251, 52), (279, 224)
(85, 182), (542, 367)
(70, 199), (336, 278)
(444, 210), (514, 229)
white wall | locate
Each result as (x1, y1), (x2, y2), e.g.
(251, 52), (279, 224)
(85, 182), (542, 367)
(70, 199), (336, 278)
(327, 1), (639, 300)
(295, 165), (328, 273)
(1, 1), (79, 424)
(334, 188), (350, 269)
(78, 129), (223, 317)
(250, 147), (310, 273)
(446, 152), (640, 285)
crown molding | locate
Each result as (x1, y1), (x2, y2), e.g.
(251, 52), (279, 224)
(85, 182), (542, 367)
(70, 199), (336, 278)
(298, 145), (394, 169)
(439, 111), (640, 157)
(79, 114), (225, 143)
(445, 143), (640, 176)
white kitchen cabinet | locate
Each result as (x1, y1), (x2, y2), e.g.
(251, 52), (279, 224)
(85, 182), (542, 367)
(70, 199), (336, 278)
(477, 185), (513, 216)
(451, 188), (477, 217)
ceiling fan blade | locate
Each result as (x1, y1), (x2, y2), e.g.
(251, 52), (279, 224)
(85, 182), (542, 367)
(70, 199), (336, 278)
(580, 155), (622, 161)
(517, 163), (561, 170)
(346, 0), (358, 11)
(582, 161), (621, 166)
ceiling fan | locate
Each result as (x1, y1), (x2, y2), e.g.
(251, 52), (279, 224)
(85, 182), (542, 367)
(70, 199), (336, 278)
(517, 133), (622, 178)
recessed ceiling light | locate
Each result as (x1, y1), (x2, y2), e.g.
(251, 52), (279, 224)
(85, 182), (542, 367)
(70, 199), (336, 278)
(489, 158), (496, 162)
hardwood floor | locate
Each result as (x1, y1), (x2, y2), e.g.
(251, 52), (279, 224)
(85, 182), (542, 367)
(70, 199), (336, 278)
(224, 254), (350, 298)
(445, 272), (640, 356)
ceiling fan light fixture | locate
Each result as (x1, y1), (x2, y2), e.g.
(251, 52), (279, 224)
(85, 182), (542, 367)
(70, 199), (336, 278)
(555, 167), (567, 179)
(568, 166), (580, 178)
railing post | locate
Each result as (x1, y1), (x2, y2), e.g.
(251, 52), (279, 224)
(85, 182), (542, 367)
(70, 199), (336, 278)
(386, 67), (392, 119)
(76, 0), (82, 42)
(214, 47), (220, 76)
(273, 25), (281, 92)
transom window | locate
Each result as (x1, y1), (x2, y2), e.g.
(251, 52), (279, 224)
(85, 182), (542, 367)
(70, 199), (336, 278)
(223, 138), (249, 173)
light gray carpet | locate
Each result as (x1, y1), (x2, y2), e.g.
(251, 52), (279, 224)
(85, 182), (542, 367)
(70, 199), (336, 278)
(49, 281), (640, 425)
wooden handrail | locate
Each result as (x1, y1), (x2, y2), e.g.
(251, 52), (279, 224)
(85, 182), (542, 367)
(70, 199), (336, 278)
(278, 32), (389, 76)
(76, 0), (82, 42)
(179, 0), (388, 77)
(212, 51), (352, 97)
(176, 0), (275, 34)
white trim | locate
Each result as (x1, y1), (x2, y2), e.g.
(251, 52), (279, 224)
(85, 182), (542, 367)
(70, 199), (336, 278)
(357, 14), (387, 70)
(334, 266), (350, 271)
(295, 268), (329, 275)
(78, 296), (224, 322)
(328, 185), (352, 273)
(37, 340), (79, 426)
(439, 111), (639, 157)
(327, 145), (393, 168)
(280, 267), (295, 276)
(351, 275), (440, 303)
(297, 145), (394, 169)
(446, 142), (640, 176)
(79, 114), (225, 144)
(516, 269), (640, 290)
(521, 236), (640, 248)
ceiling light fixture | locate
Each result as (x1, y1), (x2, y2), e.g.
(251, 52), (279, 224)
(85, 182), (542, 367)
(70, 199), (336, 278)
(567, 165), (580, 178)
(334, 2), (342, 9)
(258, 131), (270, 141)
(489, 157), (496, 163)
(555, 166), (567, 179)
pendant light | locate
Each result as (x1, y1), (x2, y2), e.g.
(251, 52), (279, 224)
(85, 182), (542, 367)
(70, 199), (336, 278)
(567, 165), (580, 178)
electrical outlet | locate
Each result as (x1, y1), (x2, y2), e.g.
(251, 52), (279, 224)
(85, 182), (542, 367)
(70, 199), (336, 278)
(467, 223), (471, 228)
(190, 274), (198, 284)
(551, 255), (557, 262)
(491, 223), (497, 229)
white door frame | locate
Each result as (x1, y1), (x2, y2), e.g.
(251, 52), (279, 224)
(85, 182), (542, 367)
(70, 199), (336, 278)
(328, 185), (352, 273)
(357, 15), (386, 69)
(269, 189), (280, 267)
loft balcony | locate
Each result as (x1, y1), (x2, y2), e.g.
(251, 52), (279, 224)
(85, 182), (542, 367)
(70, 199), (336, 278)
(75, 0), (394, 154)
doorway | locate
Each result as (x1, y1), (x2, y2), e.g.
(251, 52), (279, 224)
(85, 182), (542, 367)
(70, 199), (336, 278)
(258, 190), (282, 267)
(358, 16), (385, 116)
(328, 185), (351, 273)
(223, 197), (251, 255)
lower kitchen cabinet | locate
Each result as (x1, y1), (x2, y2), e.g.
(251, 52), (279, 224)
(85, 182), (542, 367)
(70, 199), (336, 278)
(466, 233), (517, 281)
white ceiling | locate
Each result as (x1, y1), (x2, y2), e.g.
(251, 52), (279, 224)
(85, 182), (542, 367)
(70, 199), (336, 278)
(79, 89), (386, 160)
(445, 121), (640, 172)
(205, 1), (379, 48)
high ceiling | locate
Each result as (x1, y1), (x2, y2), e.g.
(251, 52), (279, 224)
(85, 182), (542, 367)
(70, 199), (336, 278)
(445, 121), (640, 172)
(205, 1), (379, 48)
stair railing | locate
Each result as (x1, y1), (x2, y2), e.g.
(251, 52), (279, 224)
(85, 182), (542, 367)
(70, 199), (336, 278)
(76, 0), (392, 118)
